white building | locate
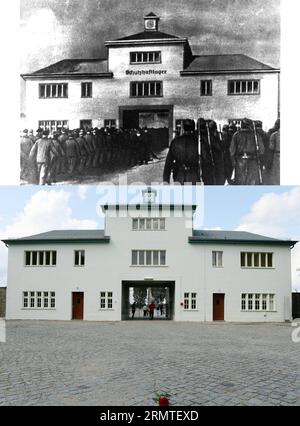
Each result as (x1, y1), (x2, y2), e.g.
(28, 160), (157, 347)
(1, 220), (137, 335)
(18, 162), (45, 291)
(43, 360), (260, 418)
(2, 193), (296, 322)
(21, 12), (279, 143)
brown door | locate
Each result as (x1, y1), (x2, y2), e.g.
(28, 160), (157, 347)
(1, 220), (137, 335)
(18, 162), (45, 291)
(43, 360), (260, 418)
(72, 292), (84, 320)
(213, 294), (225, 321)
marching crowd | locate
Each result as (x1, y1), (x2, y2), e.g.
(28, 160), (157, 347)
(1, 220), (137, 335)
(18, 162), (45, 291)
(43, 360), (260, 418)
(20, 127), (156, 185)
(20, 117), (280, 185)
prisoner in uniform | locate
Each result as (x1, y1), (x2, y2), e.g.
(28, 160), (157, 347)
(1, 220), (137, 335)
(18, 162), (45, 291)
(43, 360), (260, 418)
(48, 132), (66, 183)
(229, 118), (264, 185)
(29, 131), (59, 185)
(58, 128), (69, 174)
(20, 129), (35, 183)
(76, 129), (89, 173)
(163, 119), (200, 185)
(65, 133), (80, 174)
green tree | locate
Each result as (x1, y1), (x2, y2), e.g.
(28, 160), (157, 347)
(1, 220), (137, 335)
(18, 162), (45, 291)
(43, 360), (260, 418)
(150, 287), (166, 304)
(133, 287), (147, 308)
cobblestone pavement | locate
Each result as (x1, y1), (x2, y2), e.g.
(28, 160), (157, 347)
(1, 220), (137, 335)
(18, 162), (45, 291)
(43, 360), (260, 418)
(0, 321), (299, 406)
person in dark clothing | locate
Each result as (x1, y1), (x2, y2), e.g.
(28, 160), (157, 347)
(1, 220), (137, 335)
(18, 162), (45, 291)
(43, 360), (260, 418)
(131, 302), (136, 319)
(163, 119), (200, 184)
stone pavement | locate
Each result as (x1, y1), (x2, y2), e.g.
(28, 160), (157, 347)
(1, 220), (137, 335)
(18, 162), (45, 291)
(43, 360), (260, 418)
(0, 321), (299, 406)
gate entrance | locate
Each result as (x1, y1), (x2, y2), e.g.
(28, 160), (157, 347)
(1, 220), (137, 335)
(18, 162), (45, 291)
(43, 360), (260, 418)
(119, 105), (174, 150)
(122, 281), (175, 320)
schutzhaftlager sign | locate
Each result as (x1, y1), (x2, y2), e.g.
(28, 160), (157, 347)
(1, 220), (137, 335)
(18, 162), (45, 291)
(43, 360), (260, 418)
(126, 70), (167, 75)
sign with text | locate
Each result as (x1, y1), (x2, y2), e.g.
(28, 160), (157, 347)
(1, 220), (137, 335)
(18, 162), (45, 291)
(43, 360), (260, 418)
(126, 70), (167, 76)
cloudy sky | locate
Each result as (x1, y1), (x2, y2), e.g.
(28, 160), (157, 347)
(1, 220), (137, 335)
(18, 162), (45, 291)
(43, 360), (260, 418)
(20, 0), (280, 74)
(0, 185), (299, 290)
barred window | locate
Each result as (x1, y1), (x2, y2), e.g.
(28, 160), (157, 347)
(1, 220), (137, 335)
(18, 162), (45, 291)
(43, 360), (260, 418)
(200, 80), (212, 96)
(81, 82), (92, 98)
(25, 251), (57, 267)
(130, 81), (163, 97)
(130, 51), (161, 64)
(131, 250), (166, 266)
(228, 80), (260, 95)
(241, 252), (273, 268)
(39, 83), (68, 98)
(132, 218), (166, 231)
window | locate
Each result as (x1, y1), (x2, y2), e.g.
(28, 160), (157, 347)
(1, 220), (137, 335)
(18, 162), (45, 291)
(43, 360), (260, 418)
(39, 121), (69, 132)
(74, 250), (85, 267)
(132, 218), (166, 231)
(104, 119), (116, 128)
(241, 294), (276, 311)
(130, 81), (163, 98)
(200, 80), (212, 96)
(23, 291), (55, 309)
(81, 82), (92, 98)
(212, 251), (223, 267)
(80, 120), (93, 130)
(240, 252), (273, 268)
(184, 292), (197, 310)
(25, 251), (57, 267)
(228, 80), (260, 95)
(39, 83), (68, 98)
(130, 51), (161, 64)
(131, 250), (167, 266)
(100, 292), (113, 310)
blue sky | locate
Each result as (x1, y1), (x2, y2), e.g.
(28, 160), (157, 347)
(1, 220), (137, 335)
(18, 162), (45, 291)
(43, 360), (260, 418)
(0, 185), (299, 289)
(0, 185), (298, 232)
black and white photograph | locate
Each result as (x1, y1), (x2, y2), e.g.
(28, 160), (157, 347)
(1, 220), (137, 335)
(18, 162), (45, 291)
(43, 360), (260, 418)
(20, 0), (281, 186)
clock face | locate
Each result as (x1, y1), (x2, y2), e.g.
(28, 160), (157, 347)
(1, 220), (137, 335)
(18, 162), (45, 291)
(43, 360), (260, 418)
(145, 19), (156, 30)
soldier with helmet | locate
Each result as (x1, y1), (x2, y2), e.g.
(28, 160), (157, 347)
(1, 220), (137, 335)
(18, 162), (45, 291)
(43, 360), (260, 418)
(230, 118), (265, 185)
(163, 119), (200, 184)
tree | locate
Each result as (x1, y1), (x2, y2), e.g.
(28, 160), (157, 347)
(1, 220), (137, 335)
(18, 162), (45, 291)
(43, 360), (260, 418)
(150, 287), (166, 304)
(133, 287), (147, 308)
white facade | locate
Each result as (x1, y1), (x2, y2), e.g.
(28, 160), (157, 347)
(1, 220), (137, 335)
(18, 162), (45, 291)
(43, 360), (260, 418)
(22, 14), (280, 136)
(3, 202), (295, 322)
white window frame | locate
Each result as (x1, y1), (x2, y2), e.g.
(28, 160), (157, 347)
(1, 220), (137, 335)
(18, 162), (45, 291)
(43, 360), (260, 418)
(100, 291), (113, 310)
(39, 83), (68, 99)
(228, 79), (260, 95)
(130, 81), (163, 98)
(22, 291), (56, 310)
(131, 250), (167, 266)
(74, 250), (85, 267)
(240, 252), (274, 269)
(130, 51), (161, 64)
(200, 80), (212, 96)
(183, 292), (197, 311)
(39, 120), (69, 132)
(241, 293), (276, 312)
(24, 251), (57, 267)
(132, 218), (166, 231)
(81, 82), (92, 98)
(104, 119), (116, 128)
(212, 251), (223, 268)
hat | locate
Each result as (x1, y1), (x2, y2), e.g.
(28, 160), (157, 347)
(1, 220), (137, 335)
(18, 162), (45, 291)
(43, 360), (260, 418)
(183, 119), (195, 132)
(23, 129), (28, 133)
(241, 118), (252, 129)
(222, 124), (229, 131)
(42, 130), (49, 136)
(254, 120), (263, 128)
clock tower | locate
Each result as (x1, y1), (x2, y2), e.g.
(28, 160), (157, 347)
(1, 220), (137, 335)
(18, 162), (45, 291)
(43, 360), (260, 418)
(144, 12), (160, 32)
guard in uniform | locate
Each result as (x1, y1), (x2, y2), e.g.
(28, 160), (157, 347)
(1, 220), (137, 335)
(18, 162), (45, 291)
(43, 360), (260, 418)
(230, 118), (265, 185)
(163, 119), (200, 184)
(268, 124), (280, 185)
